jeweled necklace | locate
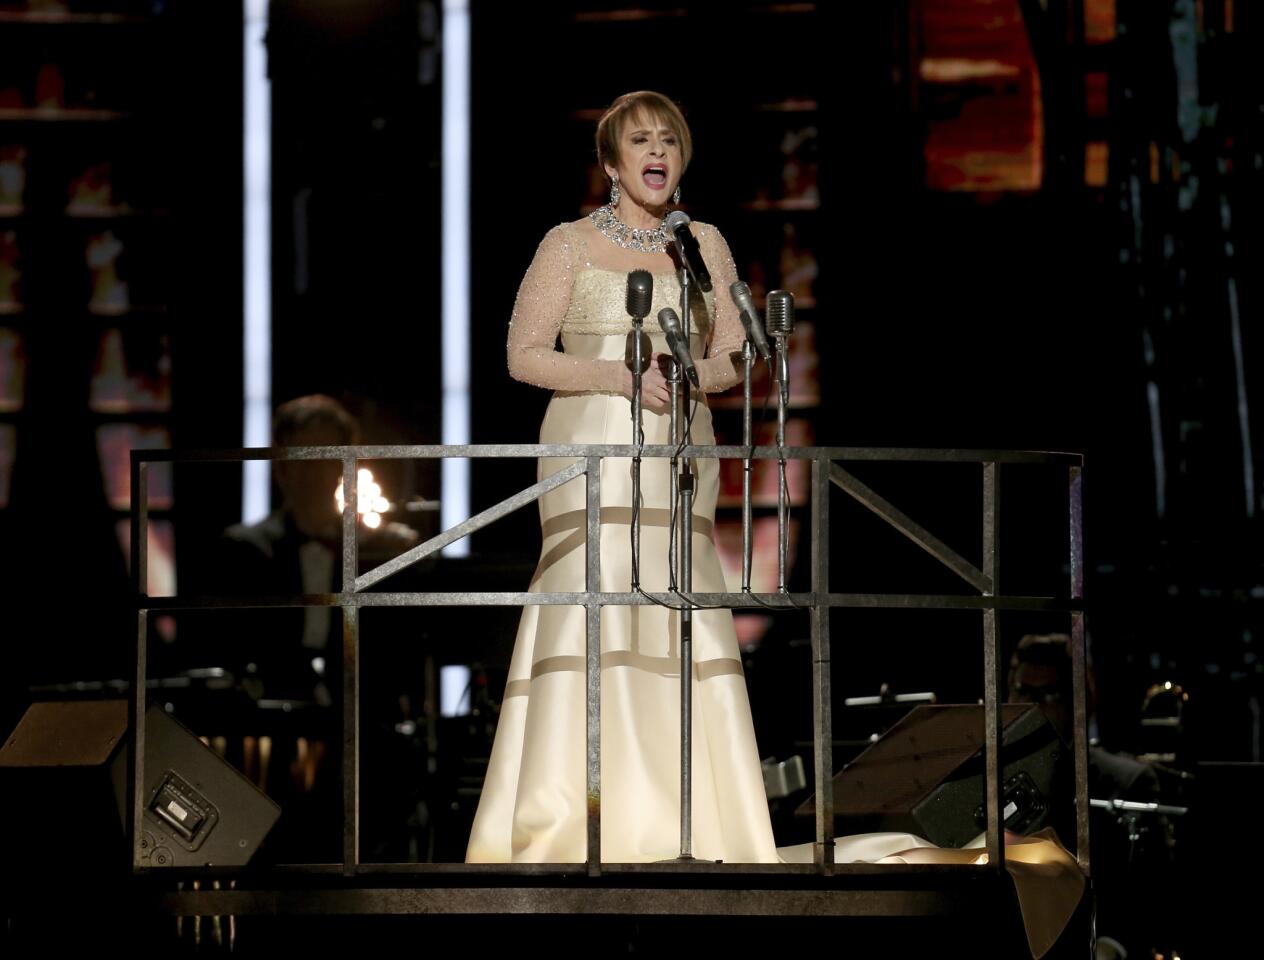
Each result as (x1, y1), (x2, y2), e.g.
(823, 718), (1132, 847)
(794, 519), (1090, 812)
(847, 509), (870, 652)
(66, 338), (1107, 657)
(590, 204), (669, 254)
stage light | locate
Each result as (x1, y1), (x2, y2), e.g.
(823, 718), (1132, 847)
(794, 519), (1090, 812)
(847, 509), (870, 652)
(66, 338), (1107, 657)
(441, 0), (471, 556)
(335, 466), (393, 529)
(242, 0), (272, 524)
(440, 664), (472, 717)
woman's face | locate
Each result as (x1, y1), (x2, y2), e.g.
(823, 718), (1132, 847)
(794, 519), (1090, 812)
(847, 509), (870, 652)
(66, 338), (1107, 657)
(604, 110), (682, 211)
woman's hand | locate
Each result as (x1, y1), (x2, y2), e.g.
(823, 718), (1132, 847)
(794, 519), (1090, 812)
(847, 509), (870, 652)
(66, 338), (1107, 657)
(622, 352), (674, 413)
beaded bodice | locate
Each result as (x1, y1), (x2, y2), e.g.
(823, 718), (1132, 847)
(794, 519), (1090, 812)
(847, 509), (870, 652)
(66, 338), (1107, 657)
(506, 218), (746, 394)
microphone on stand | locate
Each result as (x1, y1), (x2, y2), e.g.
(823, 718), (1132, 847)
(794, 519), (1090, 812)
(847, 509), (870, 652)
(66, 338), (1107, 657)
(766, 289), (796, 404)
(626, 268), (653, 319)
(625, 271), (653, 593)
(625, 270), (653, 374)
(663, 210), (712, 293)
(766, 288), (796, 336)
(729, 281), (772, 361)
(658, 307), (699, 388)
(766, 289), (795, 593)
(728, 281), (769, 596)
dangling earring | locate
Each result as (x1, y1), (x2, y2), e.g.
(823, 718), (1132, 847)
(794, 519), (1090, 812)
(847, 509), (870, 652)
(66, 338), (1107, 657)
(672, 184), (681, 205)
(609, 174), (620, 207)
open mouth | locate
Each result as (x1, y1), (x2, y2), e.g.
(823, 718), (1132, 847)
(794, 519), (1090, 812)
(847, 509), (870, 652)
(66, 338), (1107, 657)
(642, 164), (668, 189)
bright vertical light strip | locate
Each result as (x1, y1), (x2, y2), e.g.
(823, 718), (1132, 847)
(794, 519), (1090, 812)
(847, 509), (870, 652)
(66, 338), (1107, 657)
(439, 664), (473, 717)
(242, 0), (272, 524)
(441, 0), (471, 555)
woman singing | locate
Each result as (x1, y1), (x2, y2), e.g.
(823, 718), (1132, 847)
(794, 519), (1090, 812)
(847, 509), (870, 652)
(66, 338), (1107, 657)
(466, 91), (777, 864)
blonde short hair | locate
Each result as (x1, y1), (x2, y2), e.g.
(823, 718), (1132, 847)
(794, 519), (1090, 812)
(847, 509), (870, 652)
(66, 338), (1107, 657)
(595, 91), (693, 174)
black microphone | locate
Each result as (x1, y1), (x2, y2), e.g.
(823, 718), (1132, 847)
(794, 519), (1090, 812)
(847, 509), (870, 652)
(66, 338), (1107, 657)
(729, 281), (772, 361)
(625, 270), (653, 374)
(626, 269), (653, 320)
(663, 210), (712, 293)
(658, 307), (699, 388)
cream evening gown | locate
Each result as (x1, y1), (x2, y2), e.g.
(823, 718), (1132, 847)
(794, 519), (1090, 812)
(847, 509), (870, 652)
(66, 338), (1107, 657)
(465, 217), (778, 863)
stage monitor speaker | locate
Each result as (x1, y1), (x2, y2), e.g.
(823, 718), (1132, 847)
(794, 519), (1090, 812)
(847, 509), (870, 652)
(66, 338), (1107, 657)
(0, 700), (130, 879)
(799, 703), (1063, 848)
(0, 700), (280, 868)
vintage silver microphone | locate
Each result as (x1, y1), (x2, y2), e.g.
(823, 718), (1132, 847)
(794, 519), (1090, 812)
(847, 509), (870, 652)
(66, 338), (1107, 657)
(658, 306), (699, 388)
(729, 281), (772, 361)
(766, 288), (796, 400)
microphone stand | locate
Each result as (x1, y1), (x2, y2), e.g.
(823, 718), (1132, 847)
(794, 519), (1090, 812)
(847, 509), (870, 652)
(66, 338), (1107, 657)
(628, 315), (647, 590)
(774, 330), (790, 593)
(671, 264), (696, 861)
(741, 339), (754, 593)
(1089, 797), (1187, 864)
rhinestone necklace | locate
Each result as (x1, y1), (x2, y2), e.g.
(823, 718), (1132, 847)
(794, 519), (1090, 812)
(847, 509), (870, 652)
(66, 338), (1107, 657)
(589, 204), (669, 253)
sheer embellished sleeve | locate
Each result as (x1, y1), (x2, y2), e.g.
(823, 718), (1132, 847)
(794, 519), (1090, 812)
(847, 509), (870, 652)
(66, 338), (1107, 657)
(506, 224), (626, 393)
(694, 224), (746, 393)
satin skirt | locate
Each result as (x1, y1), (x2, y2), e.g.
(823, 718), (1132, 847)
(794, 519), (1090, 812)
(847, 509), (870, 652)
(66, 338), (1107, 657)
(467, 343), (778, 863)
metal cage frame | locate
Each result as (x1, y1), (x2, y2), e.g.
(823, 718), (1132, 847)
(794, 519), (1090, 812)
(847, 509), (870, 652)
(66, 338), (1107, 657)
(129, 442), (1087, 918)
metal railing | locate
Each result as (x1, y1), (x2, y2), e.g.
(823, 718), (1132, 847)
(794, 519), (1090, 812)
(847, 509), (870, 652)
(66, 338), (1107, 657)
(129, 443), (1087, 881)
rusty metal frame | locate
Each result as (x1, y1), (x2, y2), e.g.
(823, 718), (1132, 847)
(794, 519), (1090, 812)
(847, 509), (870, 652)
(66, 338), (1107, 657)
(130, 442), (1087, 913)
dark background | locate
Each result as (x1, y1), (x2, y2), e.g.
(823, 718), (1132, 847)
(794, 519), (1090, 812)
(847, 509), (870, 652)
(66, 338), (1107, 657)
(0, 0), (1260, 900)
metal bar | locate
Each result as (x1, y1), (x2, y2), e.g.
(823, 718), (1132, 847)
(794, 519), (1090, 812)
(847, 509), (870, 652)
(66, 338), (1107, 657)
(1070, 610), (1089, 869)
(132, 444), (1084, 465)
(1069, 465), (1090, 874)
(153, 884), (994, 918)
(143, 858), (982, 880)
(1069, 464), (1084, 592)
(130, 454), (149, 870)
(342, 604), (360, 876)
(812, 457), (834, 872)
(584, 456), (601, 876)
(139, 591), (1084, 612)
(341, 455), (358, 876)
(342, 456), (358, 595)
(830, 464), (992, 593)
(135, 460), (149, 598)
(355, 460), (587, 591)
(981, 462), (1004, 872)
(983, 464), (999, 588)
(129, 608), (147, 869)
